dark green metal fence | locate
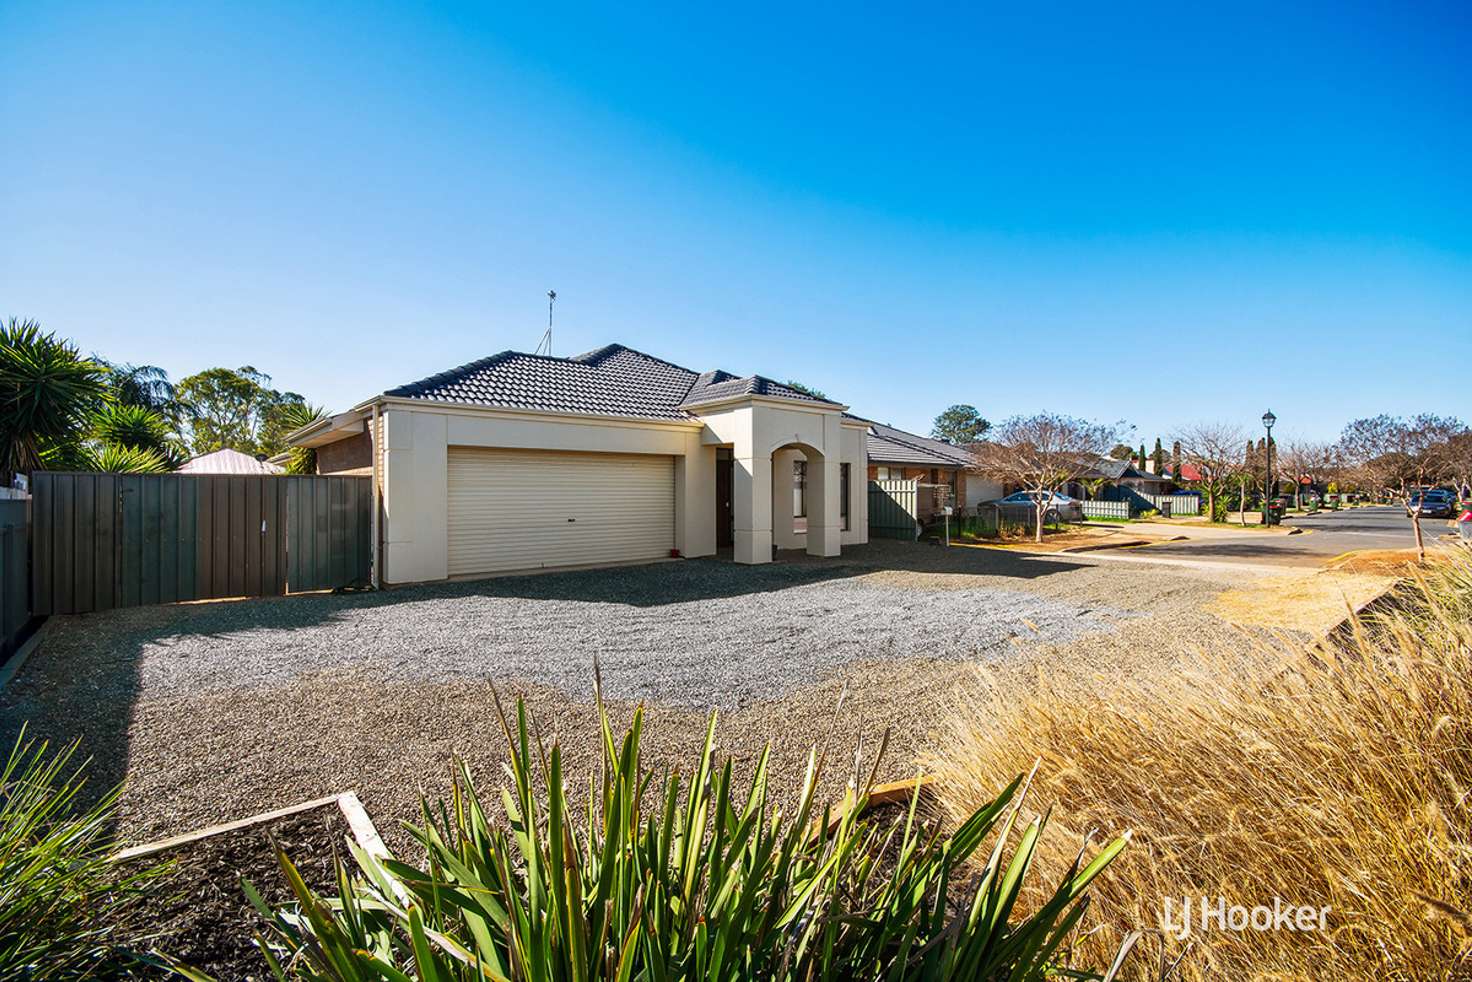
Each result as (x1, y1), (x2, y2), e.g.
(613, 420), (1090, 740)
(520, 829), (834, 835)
(0, 500), (29, 657)
(867, 479), (919, 540)
(30, 472), (371, 615)
(284, 476), (372, 593)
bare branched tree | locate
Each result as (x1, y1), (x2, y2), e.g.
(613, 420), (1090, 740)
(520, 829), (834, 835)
(971, 414), (1120, 543)
(1278, 440), (1338, 510)
(1172, 422), (1248, 523)
(1339, 414), (1467, 561)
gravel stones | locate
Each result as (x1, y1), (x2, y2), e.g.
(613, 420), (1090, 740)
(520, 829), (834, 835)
(1, 542), (1246, 850)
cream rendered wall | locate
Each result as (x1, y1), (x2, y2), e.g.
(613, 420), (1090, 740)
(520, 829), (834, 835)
(379, 404), (711, 584)
(840, 422), (869, 546)
(381, 409), (449, 584)
(697, 401), (862, 563)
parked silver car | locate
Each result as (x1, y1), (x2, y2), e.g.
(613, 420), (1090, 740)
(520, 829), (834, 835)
(993, 491), (1084, 523)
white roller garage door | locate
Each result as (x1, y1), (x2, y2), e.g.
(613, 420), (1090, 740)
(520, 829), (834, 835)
(447, 448), (675, 576)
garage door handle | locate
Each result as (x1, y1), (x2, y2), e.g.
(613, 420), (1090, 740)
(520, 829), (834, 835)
(567, 517), (576, 522)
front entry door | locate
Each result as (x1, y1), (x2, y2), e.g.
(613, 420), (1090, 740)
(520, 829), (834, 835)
(716, 456), (734, 548)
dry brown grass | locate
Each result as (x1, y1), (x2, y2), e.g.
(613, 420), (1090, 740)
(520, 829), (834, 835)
(1208, 570), (1398, 635)
(924, 547), (1472, 980)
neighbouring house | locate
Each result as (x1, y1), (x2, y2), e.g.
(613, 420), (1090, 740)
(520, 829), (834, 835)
(176, 448), (284, 475)
(1064, 457), (1172, 499)
(287, 343), (869, 584)
(865, 423), (1003, 521)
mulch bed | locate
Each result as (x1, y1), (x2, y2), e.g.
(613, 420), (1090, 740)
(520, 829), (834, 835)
(119, 806), (350, 979)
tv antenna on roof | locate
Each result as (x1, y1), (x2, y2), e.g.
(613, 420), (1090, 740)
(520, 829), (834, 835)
(535, 290), (556, 356)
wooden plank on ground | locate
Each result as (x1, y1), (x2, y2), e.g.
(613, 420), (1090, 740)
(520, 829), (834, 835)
(111, 794), (345, 863)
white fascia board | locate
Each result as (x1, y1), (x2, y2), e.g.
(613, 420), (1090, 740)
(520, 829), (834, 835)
(362, 395), (705, 432)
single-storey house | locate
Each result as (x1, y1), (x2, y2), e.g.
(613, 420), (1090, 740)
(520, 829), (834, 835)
(177, 448), (284, 475)
(288, 343), (869, 584)
(865, 423), (1003, 520)
(1061, 457), (1170, 497)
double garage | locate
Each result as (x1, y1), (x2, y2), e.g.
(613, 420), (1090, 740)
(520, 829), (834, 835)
(445, 447), (677, 576)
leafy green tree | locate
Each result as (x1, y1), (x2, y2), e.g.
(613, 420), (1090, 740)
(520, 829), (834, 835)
(1151, 437), (1164, 475)
(0, 319), (110, 478)
(930, 404), (991, 445)
(257, 392), (313, 457)
(176, 366), (268, 454)
(176, 366), (307, 456)
(782, 379), (828, 401)
(1137, 444), (1147, 470)
(1108, 443), (1134, 461)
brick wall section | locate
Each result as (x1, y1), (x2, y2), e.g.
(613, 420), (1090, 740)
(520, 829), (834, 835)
(316, 430), (373, 475)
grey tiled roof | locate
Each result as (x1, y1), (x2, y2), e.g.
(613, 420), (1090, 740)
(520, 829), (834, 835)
(1077, 457), (1170, 483)
(866, 423), (977, 469)
(679, 370), (835, 408)
(384, 343), (840, 420)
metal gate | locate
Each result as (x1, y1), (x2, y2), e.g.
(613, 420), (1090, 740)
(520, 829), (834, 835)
(29, 471), (371, 615)
(867, 479), (919, 540)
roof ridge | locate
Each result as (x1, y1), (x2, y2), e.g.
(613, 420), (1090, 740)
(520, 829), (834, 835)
(573, 342), (700, 378)
(872, 422), (976, 465)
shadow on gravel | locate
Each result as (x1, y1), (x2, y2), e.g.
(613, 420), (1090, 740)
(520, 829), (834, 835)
(1140, 540), (1328, 563)
(0, 539), (1089, 825)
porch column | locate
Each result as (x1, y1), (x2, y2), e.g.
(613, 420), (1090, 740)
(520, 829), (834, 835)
(733, 453), (772, 564)
(805, 449), (842, 557)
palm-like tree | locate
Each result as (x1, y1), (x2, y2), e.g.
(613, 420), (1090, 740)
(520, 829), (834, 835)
(0, 319), (109, 477)
(91, 403), (178, 460)
(83, 444), (169, 474)
(272, 402), (329, 474)
(104, 362), (176, 413)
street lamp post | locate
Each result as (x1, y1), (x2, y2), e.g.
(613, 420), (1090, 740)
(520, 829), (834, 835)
(1262, 410), (1277, 522)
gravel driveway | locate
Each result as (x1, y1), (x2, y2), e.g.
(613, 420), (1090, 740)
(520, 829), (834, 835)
(0, 542), (1255, 849)
(62, 555), (1139, 709)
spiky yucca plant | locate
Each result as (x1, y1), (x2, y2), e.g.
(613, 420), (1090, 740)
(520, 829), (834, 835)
(84, 444), (171, 474)
(249, 693), (1131, 980)
(0, 319), (109, 476)
(271, 402), (328, 475)
(91, 403), (176, 457)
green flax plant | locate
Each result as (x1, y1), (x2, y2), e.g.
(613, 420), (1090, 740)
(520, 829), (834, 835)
(249, 687), (1132, 981)
(0, 730), (160, 979)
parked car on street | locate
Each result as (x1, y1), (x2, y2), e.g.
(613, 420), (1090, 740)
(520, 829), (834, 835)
(1408, 489), (1457, 518)
(993, 491), (1085, 523)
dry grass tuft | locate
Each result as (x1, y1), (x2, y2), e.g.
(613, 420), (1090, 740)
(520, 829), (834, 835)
(924, 546), (1472, 981)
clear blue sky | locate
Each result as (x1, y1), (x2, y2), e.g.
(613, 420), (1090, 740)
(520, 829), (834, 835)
(3, 2), (1469, 445)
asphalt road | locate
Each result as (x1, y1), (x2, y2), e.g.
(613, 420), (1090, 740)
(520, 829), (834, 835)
(1124, 506), (1460, 569)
